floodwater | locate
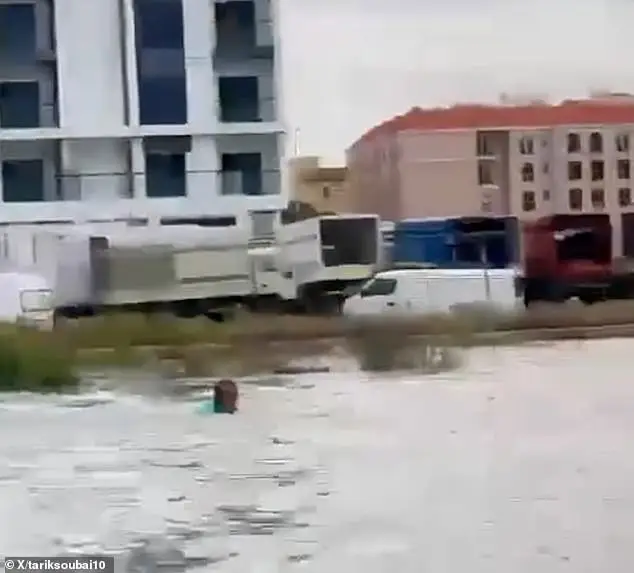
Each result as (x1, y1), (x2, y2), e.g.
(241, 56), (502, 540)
(1, 339), (634, 572)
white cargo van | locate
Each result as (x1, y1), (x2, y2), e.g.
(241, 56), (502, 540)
(342, 268), (521, 317)
(0, 272), (55, 330)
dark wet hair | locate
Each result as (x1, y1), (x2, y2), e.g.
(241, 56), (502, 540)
(213, 379), (238, 413)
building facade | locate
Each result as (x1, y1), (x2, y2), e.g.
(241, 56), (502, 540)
(0, 0), (285, 224)
(288, 156), (352, 214)
(347, 97), (634, 256)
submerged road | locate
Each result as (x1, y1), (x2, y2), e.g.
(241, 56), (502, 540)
(0, 339), (633, 572)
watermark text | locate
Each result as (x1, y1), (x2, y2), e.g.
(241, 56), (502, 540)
(3, 557), (113, 573)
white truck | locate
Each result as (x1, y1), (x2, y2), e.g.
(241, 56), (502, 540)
(0, 214), (382, 318)
(263, 214), (381, 313)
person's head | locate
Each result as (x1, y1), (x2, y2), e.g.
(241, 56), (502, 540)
(213, 379), (238, 413)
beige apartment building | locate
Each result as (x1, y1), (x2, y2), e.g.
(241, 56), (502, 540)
(346, 97), (634, 256)
(287, 156), (353, 214)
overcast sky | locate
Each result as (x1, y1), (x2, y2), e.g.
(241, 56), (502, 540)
(278, 0), (634, 163)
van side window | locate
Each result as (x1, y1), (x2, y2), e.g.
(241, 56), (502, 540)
(360, 278), (396, 297)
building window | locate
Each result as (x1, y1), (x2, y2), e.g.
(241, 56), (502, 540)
(145, 153), (186, 197)
(134, 0), (187, 127)
(476, 134), (492, 156)
(521, 162), (534, 182)
(591, 188), (605, 209)
(616, 133), (630, 152)
(568, 161), (582, 181)
(619, 187), (632, 207)
(519, 136), (534, 155)
(522, 190), (536, 211)
(220, 152), (263, 195)
(214, 0), (257, 55)
(0, 4), (36, 60)
(589, 131), (603, 153)
(0, 82), (40, 128)
(2, 160), (44, 202)
(543, 162), (549, 174)
(218, 76), (260, 122)
(567, 132), (581, 153)
(591, 160), (604, 181)
(138, 75), (187, 125)
(618, 159), (630, 180)
(134, 0), (185, 50)
(568, 188), (583, 210)
(543, 189), (550, 201)
(477, 161), (493, 185)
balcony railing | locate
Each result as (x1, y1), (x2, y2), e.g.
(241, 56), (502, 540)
(213, 28), (274, 62)
(219, 169), (281, 196)
(218, 96), (276, 123)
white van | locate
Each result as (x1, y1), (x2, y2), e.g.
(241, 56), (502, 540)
(0, 271), (55, 330)
(342, 267), (522, 317)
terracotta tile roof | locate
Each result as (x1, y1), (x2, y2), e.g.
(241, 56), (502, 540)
(352, 99), (634, 149)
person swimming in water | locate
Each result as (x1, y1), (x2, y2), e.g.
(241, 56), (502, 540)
(196, 379), (238, 415)
(212, 379), (238, 413)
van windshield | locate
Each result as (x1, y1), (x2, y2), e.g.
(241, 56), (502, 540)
(20, 289), (53, 312)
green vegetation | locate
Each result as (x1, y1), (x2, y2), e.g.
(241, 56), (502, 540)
(4, 300), (634, 391)
(0, 325), (78, 392)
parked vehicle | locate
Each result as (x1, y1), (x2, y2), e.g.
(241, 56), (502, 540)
(520, 214), (634, 305)
(392, 216), (520, 269)
(0, 225), (253, 318)
(0, 214), (382, 318)
(0, 271), (55, 330)
(270, 214), (381, 313)
(342, 267), (521, 318)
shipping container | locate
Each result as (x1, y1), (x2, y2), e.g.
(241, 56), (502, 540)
(392, 216), (519, 269)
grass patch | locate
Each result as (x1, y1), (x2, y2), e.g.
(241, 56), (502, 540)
(6, 300), (634, 390)
(345, 320), (463, 373)
(0, 325), (77, 392)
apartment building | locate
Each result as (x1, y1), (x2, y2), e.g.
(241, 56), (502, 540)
(346, 97), (634, 256)
(0, 0), (285, 224)
(288, 156), (352, 214)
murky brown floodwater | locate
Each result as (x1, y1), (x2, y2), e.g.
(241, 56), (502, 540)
(1, 339), (634, 572)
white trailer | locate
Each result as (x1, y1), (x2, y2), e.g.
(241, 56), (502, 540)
(0, 225), (252, 318)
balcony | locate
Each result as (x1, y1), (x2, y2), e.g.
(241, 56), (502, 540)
(218, 83), (276, 124)
(57, 172), (133, 202)
(217, 75), (279, 133)
(0, 4), (56, 66)
(213, 37), (274, 62)
(213, 1), (274, 63)
(219, 169), (280, 196)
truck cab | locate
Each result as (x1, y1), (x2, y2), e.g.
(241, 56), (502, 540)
(521, 214), (621, 304)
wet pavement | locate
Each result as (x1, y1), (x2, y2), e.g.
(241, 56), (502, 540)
(1, 339), (634, 572)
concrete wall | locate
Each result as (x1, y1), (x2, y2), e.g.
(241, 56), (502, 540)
(54, 0), (128, 133)
(397, 130), (483, 219)
(346, 133), (402, 219)
(288, 156), (351, 213)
